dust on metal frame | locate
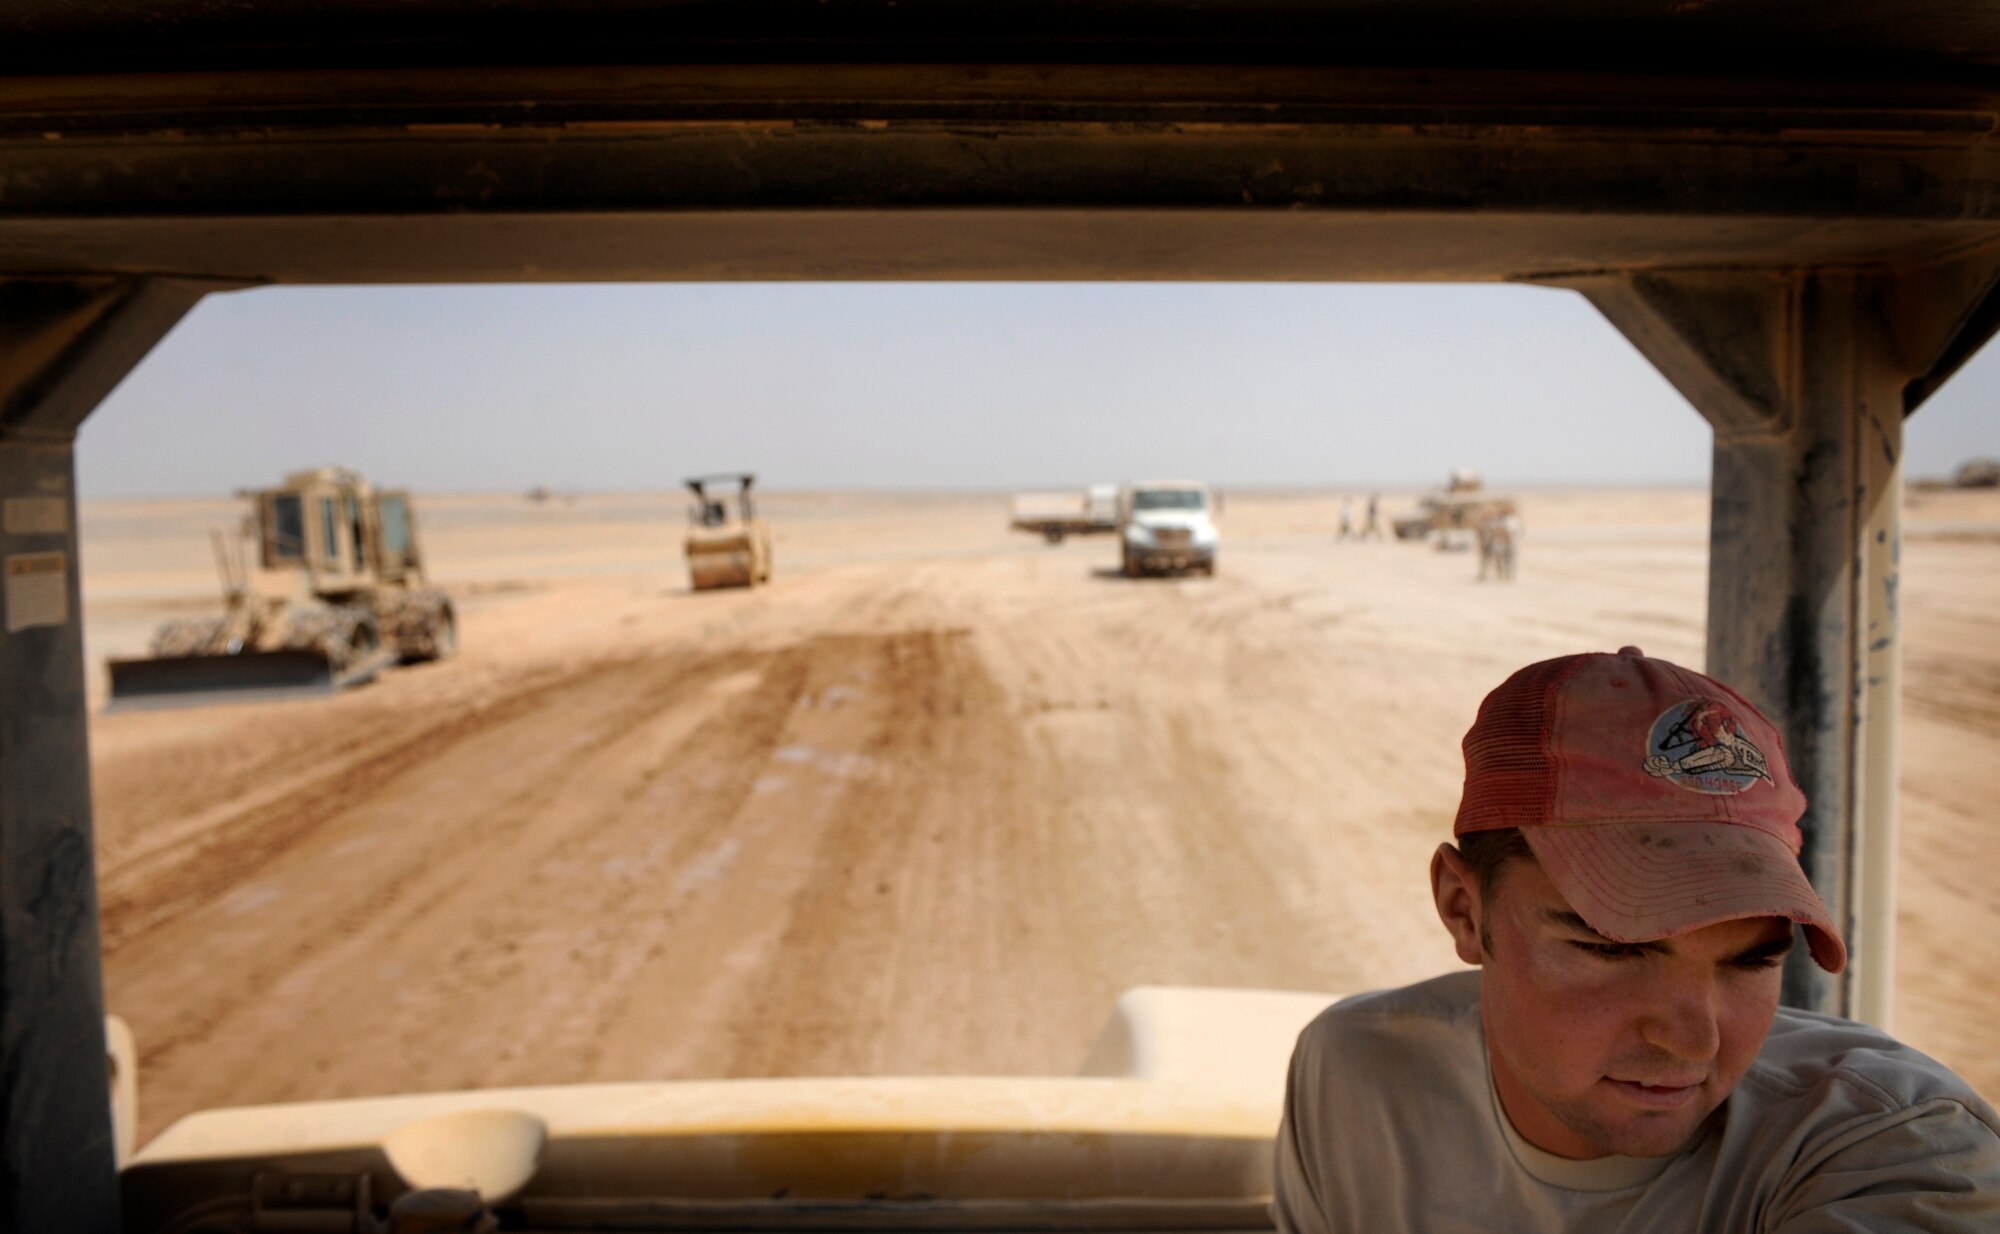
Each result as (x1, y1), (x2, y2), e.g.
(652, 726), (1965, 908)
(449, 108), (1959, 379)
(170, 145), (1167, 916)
(5, 4), (2000, 1227)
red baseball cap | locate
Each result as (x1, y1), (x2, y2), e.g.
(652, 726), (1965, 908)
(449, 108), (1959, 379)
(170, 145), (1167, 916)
(1454, 646), (1845, 972)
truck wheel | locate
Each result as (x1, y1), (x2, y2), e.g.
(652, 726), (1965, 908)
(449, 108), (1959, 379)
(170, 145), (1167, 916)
(1044, 527), (1065, 545)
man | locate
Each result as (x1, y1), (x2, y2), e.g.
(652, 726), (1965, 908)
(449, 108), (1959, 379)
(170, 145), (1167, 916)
(1475, 513), (1507, 582)
(1275, 646), (1999, 1231)
(1362, 492), (1384, 540)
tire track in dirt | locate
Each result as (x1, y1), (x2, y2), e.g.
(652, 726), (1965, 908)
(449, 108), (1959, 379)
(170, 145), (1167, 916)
(438, 641), (825, 1087)
(578, 629), (967, 1081)
(97, 657), (640, 953)
(107, 649), (780, 1132)
(715, 627), (1076, 1078)
(115, 629), (1019, 1136)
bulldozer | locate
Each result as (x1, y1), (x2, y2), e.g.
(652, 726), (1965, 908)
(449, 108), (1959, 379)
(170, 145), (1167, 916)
(683, 473), (774, 591)
(1392, 469), (1517, 543)
(105, 468), (456, 709)
(1392, 491), (1520, 542)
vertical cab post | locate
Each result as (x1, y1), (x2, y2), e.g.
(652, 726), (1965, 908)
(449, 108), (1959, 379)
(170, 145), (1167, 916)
(0, 276), (213, 1232)
(1569, 262), (2000, 1024)
(0, 435), (115, 1229)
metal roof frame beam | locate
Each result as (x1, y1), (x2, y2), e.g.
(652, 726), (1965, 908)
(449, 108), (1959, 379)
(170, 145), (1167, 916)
(7, 66), (2000, 284)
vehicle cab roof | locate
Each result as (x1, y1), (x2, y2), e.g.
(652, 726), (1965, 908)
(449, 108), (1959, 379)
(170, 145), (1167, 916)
(9, 2), (2000, 75)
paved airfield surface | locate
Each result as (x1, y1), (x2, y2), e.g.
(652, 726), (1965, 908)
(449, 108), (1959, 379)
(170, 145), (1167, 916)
(80, 487), (2000, 1142)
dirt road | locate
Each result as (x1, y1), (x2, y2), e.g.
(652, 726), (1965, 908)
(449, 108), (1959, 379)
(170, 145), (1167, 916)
(83, 489), (2000, 1141)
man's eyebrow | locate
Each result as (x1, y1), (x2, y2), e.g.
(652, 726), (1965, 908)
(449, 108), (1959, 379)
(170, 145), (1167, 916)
(1544, 908), (1797, 963)
(1545, 909), (1606, 936)
(1734, 930), (1796, 964)
(1542, 909), (1666, 952)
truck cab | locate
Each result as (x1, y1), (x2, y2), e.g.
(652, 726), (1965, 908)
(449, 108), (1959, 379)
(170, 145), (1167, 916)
(1119, 481), (1219, 577)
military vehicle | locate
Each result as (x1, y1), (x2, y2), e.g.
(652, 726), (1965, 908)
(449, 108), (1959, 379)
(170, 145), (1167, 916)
(684, 473), (774, 590)
(1953, 458), (2000, 488)
(1393, 489), (1519, 543)
(105, 469), (456, 708)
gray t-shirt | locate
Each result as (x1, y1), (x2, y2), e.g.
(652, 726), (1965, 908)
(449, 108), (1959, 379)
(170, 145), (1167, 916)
(1275, 970), (2000, 1233)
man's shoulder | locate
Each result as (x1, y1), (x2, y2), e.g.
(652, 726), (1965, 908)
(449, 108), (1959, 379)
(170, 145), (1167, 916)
(1725, 1010), (2000, 1225)
(1317, 968), (1481, 1020)
(1745, 1006), (1999, 1128)
(1285, 970), (1489, 1160)
(1293, 969), (1483, 1070)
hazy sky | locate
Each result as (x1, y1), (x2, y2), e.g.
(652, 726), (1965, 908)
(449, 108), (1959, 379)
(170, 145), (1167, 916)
(78, 282), (1998, 499)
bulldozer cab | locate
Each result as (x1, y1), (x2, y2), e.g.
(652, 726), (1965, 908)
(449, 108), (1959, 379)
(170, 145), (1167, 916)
(253, 469), (423, 596)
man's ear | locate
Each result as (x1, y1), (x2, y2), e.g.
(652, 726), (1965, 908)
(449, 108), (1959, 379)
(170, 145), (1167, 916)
(1431, 843), (1485, 967)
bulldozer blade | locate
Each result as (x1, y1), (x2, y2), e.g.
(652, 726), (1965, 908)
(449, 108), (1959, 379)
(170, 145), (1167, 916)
(105, 648), (394, 712)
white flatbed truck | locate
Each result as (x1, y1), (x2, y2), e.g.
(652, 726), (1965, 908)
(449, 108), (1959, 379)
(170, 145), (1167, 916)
(1010, 485), (1120, 543)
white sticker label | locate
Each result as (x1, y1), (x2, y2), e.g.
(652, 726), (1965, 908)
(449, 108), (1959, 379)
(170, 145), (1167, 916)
(5, 553), (68, 632)
(3, 497), (67, 535)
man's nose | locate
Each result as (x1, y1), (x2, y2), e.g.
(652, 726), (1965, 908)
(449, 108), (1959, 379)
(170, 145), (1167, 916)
(1638, 972), (1721, 1062)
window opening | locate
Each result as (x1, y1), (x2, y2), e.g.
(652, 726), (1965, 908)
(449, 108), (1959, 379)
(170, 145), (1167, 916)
(1131, 489), (1207, 512)
(268, 495), (305, 561)
(379, 496), (412, 555)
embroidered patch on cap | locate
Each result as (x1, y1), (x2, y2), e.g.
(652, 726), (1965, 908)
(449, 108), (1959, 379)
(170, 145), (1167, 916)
(1641, 698), (1774, 795)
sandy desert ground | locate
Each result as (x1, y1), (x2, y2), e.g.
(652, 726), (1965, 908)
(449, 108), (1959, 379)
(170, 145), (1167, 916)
(77, 484), (2000, 1144)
